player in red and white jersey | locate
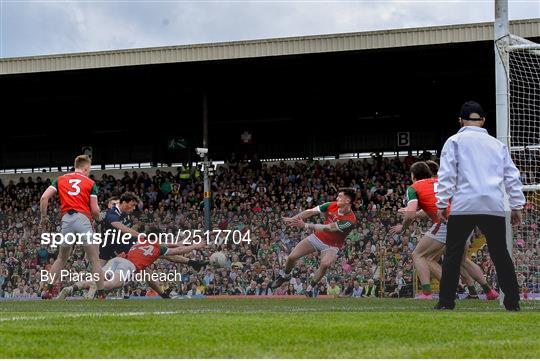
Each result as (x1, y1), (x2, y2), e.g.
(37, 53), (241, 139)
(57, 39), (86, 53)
(390, 161), (498, 300)
(40, 155), (105, 298)
(58, 237), (205, 298)
(272, 188), (357, 297)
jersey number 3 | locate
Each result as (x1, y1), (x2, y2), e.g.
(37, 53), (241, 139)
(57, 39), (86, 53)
(68, 179), (82, 196)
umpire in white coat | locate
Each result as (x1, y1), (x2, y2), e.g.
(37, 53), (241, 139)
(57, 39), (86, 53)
(435, 101), (525, 311)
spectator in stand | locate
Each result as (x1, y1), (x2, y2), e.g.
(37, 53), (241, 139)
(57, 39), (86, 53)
(327, 279), (341, 297)
(362, 279), (377, 297)
(274, 284), (287, 296)
(352, 281), (364, 298)
(258, 282), (273, 296)
(246, 281), (258, 295)
(340, 279), (354, 297)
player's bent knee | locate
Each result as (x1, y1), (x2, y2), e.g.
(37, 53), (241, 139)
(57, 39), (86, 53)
(320, 253), (337, 269)
(320, 262), (332, 269)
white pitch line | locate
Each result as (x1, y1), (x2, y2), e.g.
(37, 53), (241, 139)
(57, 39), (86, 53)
(0, 307), (405, 321)
(0, 305), (537, 322)
(0, 307), (403, 322)
(0, 311), (181, 322)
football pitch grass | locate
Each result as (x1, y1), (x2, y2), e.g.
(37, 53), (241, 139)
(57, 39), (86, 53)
(0, 298), (538, 358)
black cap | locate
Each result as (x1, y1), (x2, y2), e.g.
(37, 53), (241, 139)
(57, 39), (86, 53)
(459, 101), (485, 121)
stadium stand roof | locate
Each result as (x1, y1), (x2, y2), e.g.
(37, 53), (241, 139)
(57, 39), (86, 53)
(2, 19), (540, 170)
(1, 19), (539, 75)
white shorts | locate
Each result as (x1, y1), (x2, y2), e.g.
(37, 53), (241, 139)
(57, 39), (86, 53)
(425, 222), (473, 245)
(59, 212), (95, 247)
(307, 234), (339, 253)
(103, 257), (136, 285)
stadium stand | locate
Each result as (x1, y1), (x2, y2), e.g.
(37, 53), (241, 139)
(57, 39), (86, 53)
(1, 155), (536, 299)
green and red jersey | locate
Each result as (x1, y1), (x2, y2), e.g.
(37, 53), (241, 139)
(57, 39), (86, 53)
(315, 201), (357, 248)
(126, 240), (168, 272)
(50, 172), (98, 221)
(406, 177), (449, 223)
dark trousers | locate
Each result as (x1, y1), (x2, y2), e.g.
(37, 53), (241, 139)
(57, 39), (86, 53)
(439, 214), (520, 308)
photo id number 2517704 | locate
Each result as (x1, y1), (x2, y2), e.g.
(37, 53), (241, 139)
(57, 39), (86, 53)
(180, 229), (251, 245)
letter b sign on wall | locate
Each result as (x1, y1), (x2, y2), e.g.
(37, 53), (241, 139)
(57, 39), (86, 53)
(397, 132), (410, 147)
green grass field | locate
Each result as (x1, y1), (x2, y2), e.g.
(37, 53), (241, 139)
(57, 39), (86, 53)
(0, 298), (538, 358)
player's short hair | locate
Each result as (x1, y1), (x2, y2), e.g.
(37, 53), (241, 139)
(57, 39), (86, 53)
(410, 162), (432, 180)
(425, 160), (439, 175)
(74, 155), (91, 169)
(119, 192), (140, 204)
(339, 188), (357, 203)
(107, 196), (120, 203)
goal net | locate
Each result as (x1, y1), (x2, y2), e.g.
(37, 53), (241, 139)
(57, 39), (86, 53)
(504, 35), (540, 304)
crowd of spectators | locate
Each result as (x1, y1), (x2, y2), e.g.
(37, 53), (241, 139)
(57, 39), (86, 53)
(0, 153), (537, 299)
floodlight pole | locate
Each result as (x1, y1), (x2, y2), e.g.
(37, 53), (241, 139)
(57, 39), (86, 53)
(203, 93), (211, 232)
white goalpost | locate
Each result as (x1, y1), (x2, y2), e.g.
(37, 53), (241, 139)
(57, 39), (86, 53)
(495, 0), (539, 305)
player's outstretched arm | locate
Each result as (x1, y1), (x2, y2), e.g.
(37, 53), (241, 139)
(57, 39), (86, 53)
(398, 208), (428, 219)
(111, 222), (140, 238)
(283, 206), (320, 224)
(289, 218), (353, 233)
(39, 186), (57, 226)
(390, 199), (418, 235)
(89, 196), (102, 222)
(163, 242), (205, 257)
(162, 254), (189, 263)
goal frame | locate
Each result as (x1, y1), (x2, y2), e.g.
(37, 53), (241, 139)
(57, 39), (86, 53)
(495, 0), (540, 304)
